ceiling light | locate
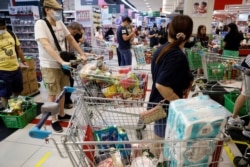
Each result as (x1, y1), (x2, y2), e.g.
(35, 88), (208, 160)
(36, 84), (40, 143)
(145, 2), (149, 5)
(121, 0), (138, 12)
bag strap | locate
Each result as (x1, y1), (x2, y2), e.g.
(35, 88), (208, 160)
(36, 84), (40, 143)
(43, 18), (62, 52)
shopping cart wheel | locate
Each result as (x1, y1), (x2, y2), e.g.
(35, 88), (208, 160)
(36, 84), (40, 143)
(136, 129), (143, 140)
(233, 156), (248, 167)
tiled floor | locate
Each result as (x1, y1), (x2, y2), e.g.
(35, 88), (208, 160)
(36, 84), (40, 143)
(0, 52), (241, 167)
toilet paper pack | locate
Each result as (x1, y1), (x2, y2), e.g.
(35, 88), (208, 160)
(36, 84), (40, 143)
(163, 95), (231, 167)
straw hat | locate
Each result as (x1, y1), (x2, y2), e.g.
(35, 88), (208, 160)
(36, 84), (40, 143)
(43, 0), (62, 10)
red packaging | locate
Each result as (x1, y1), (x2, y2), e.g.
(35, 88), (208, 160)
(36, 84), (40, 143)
(97, 158), (114, 167)
(82, 125), (95, 167)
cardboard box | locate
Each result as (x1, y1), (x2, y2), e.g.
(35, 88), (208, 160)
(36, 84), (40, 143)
(21, 81), (30, 96)
(27, 69), (37, 82)
(29, 80), (39, 94)
(25, 58), (35, 70)
(21, 68), (28, 83)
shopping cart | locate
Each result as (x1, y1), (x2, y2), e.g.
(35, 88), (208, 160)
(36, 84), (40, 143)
(132, 44), (151, 71)
(29, 87), (225, 167)
(81, 44), (114, 62)
(201, 53), (242, 82)
(223, 64), (250, 167)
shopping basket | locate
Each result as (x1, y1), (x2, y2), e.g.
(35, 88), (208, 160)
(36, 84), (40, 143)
(202, 53), (242, 81)
(29, 88), (225, 167)
(185, 48), (206, 70)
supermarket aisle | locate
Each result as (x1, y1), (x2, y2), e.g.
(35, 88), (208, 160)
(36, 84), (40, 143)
(0, 53), (238, 167)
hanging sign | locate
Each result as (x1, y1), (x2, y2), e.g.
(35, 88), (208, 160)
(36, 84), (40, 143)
(81, 0), (98, 5)
(108, 5), (120, 14)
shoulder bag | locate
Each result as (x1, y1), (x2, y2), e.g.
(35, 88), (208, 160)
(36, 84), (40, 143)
(43, 18), (76, 75)
(139, 100), (167, 124)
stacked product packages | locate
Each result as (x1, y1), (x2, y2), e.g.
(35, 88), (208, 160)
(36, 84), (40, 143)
(164, 95), (231, 167)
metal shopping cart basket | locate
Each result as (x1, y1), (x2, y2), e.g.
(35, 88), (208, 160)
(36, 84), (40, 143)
(132, 44), (152, 71)
(81, 41), (114, 61)
(29, 87), (225, 167)
(202, 53), (243, 82)
(71, 61), (148, 102)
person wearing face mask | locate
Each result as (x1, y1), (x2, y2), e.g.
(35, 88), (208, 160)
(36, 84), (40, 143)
(0, 17), (27, 109)
(148, 24), (160, 48)
(34, 0), (87, 132)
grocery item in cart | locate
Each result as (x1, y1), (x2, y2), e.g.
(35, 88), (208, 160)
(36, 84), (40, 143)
(164, 95), (231, 167)
(131, 156), (155, 167)
(79, 63), (148, 100)
(165, 95), (230, 140)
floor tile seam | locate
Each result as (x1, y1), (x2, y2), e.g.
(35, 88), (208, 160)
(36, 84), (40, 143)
(20, 144), (45, 167)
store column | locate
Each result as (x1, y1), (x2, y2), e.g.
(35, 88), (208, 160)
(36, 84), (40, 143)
(183, 0), (215, 34)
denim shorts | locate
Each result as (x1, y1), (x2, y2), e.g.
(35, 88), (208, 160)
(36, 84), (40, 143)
(0, 68), (23, 98)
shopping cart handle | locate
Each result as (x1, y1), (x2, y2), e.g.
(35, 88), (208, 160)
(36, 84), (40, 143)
(29, 112), (51, 139)
(62, 64), (70, 70)
(63, 86), (76, 93)
(233, 64), (250, 76)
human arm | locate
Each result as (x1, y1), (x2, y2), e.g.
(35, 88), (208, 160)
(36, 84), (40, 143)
(15, 45), (27, 65)
(122, 30), (135, 41)
(156, 84), (179, 101)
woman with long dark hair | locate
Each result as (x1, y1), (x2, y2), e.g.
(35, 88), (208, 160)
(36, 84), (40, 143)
(148, 15), (194, 158)
(223, 23), (244, 57)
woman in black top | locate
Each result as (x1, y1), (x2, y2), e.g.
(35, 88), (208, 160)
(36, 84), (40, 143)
(196, 25), (209, 48)
(148, 15), (194, 158)
(223, 23), (244, 57)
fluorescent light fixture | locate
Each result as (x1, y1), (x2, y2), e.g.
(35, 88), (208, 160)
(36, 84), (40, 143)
(121, 0), (139, 12)
(145, 2), (149, 5)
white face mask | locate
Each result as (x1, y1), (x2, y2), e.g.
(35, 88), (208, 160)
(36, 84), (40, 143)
(0, 29), (6, 35)
(52, 10), (62, 21)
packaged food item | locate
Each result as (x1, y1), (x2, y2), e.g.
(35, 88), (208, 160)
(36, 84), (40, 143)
(110, 147), (124, 167)
(117, 128), (131, 165)
(94, 154), (112, 166)
(131, 156), (154, 167)
(97, 158), (114, 167)
(94, 126), (118, 152)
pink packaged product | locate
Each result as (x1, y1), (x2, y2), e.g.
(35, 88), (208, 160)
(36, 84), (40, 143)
(97, 158), (114, 167)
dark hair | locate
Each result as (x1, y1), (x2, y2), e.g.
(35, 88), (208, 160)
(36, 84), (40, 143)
(96, 26), (101, 31)
(228, 23), (239, 34)
(122, 16), (132, 23)
(156, 15), (193, 64)
(194, 2), (199, 5)
(68, 22), (82, 32)
(202, 1), (207, 7)
(0, 17), (6, 26)
(197, 25), (206, 37)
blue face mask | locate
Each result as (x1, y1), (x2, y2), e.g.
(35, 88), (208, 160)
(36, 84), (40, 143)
(52, 10), (62, 21)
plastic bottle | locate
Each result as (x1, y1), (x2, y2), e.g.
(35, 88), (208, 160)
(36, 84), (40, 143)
(109, 147), (124, 167)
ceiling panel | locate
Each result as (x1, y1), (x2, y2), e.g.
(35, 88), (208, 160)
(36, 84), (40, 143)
(129, 0), (163, 12)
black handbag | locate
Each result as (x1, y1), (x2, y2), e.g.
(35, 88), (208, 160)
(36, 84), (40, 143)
(43, 18), (77, 75)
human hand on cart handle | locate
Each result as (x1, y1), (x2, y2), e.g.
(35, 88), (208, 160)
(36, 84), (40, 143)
(80, 54), (88, 64)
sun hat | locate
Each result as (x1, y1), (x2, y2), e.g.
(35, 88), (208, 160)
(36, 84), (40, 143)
(43, 0), (62, 10)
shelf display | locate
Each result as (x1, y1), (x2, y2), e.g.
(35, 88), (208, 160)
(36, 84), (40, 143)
(8, 5), (40, 72)
(75, 6), (101, 46)
(63, 10), (75, 25)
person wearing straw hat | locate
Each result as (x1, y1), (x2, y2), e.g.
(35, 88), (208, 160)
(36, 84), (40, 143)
(34, 0), (87, 132)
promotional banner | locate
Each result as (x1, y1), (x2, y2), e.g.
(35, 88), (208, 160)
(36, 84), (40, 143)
(81, 0), (98, 5)
(108, 5), (120, 14)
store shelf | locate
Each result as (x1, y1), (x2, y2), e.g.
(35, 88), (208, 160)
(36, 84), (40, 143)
(19, 39), (36, 41)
